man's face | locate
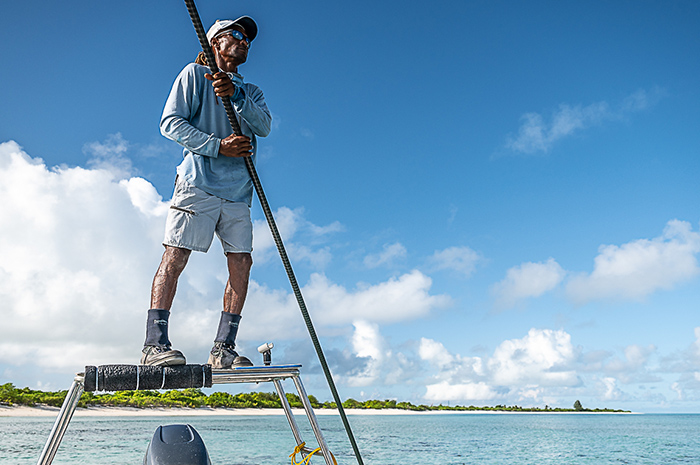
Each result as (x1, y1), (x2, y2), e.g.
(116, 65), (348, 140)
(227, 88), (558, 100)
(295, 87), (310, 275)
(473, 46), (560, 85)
(212, 25), (250, 66)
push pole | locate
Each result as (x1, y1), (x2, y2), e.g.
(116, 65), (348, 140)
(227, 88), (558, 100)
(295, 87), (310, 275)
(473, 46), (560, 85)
(181, 1), (364, 463)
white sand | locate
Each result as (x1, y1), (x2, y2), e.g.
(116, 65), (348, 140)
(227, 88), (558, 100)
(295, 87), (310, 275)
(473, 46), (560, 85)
(0, 405), (633, 417)
(0, 405), (444, 417)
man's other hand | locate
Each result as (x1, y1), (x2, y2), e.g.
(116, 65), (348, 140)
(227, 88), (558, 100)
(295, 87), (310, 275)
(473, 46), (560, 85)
(205, 72), (235, 98)
(219, 134), (253, 157)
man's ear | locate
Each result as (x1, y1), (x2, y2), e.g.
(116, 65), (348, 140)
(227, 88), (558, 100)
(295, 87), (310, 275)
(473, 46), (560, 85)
(210, 38), (220, 53)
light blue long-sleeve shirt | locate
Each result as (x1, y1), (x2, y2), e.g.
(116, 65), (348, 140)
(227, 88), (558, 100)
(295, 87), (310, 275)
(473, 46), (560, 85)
(160, 63), (271, 205)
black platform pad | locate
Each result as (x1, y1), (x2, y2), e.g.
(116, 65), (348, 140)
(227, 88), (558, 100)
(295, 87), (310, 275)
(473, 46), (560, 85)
(83, 364), (212, 392)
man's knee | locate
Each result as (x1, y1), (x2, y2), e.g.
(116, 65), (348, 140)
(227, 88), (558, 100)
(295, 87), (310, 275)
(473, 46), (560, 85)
(227, 252), (252, 273)
(161, 246), (192, 273)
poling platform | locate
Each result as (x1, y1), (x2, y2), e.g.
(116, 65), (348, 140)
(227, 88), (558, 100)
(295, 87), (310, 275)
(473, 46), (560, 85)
(37, 363), (336, 465)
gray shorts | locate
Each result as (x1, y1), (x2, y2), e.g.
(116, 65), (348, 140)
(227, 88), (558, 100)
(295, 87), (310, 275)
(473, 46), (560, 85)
(163, 178), (253, 254)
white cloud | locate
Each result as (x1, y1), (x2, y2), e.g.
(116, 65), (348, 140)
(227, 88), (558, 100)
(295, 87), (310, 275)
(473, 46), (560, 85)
(352, 320), (384, 360)
(624, 345), (653, 367)
(346, 321), (388, 386)
(302, 270), (451, 326)
(491, 258), (565, 309)
(424, 381), (498, 402)
(505, 88), (663, 154)
(0, 141), (449, 377)
(566, 220), (700, 303)
(427, 246), (481, 278)
(337, 326), (698, 407)
(489, 220), (699, 308)
(488, 328), (580, 387)
(621, 88), (664, 112)
(418, 329), (581, 403)
(328, 321), (422, 389)
(419, 338), (486, 379)
(415, 328), (699, 406)
(363, 242), (407, 268)
(240, 270), (450, 342)
(253, 206), (342, 268)
(7, 139), (696, 409)
(331, 324), (697, 407)
(418, 338), (455, 369)
(83, 133), (135, 178)
(0, 140), (166, 370)
(671, 382), (684, 401)
(599, 377), (626, 401)
(120, 177), (170, 217)
(600, 344), (658, 384)
(658, 328), (700, 397)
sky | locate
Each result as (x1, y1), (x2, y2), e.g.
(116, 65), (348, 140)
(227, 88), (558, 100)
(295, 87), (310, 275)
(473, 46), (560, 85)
(1, 0), (699, 413)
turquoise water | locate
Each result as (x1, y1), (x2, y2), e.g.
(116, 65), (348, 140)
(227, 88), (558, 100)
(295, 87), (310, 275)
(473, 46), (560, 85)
(2, 413), (700, 464)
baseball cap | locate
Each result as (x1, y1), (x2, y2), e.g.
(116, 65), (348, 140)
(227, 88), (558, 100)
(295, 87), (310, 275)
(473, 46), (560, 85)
(206, 16), (258, 43)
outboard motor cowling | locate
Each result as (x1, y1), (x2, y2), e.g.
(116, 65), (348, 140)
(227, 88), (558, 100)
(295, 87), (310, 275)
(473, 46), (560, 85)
(144, 424), (211, 465)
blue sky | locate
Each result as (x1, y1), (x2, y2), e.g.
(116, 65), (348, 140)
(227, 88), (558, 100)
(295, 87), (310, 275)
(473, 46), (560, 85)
(1, 0), (699, 413)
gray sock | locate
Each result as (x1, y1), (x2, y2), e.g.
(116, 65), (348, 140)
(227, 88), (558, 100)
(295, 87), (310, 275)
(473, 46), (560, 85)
(144, 309), (171, 347)
(214, 312), (242, 347)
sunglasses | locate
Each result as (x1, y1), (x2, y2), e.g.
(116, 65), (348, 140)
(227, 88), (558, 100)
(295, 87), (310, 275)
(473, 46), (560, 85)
(218, 29), (251, 45)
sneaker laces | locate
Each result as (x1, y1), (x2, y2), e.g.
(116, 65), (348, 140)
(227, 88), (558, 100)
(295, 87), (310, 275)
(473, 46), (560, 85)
(144, 345), (172, 354)
(211, 342), (236, 356)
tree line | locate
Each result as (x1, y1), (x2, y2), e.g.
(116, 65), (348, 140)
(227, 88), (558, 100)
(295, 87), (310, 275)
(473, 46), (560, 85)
(0, 383), (628, 412)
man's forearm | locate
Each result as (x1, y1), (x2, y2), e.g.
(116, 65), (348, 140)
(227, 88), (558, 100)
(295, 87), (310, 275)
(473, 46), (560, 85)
(161, 115), (221, 157)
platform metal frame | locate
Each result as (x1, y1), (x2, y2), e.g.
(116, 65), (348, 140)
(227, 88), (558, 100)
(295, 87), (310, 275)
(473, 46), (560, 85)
(37, 365), (334, 465)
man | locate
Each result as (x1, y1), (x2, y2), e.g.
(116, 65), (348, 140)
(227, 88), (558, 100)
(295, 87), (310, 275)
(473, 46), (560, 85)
(141, 16), (271, 368)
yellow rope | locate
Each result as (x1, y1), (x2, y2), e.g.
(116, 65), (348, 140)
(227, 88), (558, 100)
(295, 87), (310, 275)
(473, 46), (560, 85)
(289, 442), (337, 465)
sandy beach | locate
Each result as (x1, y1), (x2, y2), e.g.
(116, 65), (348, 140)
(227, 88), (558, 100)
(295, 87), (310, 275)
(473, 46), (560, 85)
(0, 405), (634, 417)
(0, 405), (453, 417)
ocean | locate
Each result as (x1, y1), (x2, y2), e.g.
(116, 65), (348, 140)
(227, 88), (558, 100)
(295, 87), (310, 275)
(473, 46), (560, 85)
(2, 413), (700, 464)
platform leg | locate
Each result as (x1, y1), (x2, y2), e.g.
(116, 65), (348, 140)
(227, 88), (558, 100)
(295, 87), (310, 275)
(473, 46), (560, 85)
(274, 379), (312, 459)
(37, 373), (85, 465)
(293, 376), (334, 465)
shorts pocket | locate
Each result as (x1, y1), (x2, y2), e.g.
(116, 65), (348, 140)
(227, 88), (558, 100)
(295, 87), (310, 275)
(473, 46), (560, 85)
(169, 205), (197, 216)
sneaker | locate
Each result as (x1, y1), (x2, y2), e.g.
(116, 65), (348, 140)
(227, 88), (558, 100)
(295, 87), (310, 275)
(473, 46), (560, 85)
(207, 342), (253, 368)
(140, 345), (187, 366)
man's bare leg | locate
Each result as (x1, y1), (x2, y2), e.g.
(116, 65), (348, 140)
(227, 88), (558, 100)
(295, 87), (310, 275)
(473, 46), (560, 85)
(142, 246), (192, 366)
(223, 252), (253, 314)
(209, 252), (253, 368)
(151, 246), (192, 310)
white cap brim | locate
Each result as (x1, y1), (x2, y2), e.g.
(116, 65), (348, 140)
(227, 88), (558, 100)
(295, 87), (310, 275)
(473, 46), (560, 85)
(206, 16), (258, 43)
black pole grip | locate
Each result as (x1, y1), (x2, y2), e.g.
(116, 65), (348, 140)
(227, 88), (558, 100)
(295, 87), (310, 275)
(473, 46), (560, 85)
(83, 365), (212, 392)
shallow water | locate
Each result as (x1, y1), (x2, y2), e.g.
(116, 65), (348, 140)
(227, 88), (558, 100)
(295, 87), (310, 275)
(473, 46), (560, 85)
(2, 413), (700, 464)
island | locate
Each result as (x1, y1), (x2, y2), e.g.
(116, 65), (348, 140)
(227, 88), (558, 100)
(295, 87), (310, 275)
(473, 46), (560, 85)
(1, 383), (629, 413)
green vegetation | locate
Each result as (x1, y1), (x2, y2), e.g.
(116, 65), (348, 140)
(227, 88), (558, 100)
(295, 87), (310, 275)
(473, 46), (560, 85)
(0, 383), (68, 408)
(0, 383), (629, 412)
